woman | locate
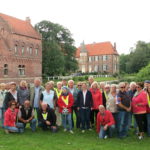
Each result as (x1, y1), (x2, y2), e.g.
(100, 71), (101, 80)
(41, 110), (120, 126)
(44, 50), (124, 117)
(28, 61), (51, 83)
(132, 82), (148, 139)
(40, 82), (55, 109)
(90, 81), (102, 127)
(0, 83), (7, 127)
(106, 84), (118, 128)
(57, 86), (74, 134)
(3, 82), (18, 110)
(4, 100), (24, 133)
(17, 80), (30, 106)
(102, 84), (110, 108)
(146, 86), (150, 137)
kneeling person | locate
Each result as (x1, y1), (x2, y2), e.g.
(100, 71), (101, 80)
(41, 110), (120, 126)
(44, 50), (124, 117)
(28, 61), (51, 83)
(18, 100), (36, 132)
(38, 102), (57, 132)
(97, 105), (115, 139)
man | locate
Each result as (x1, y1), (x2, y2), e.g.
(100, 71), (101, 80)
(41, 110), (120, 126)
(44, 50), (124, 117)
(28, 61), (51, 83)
(77, 82), (93, 133)
(68, 80), (80, 128)
(88, 76), (94, 89)
(30, 78), (44, 125)
(117, 82), (131, 138)
(96, 105), (115, 139)
(18, 100), (36, 132)
(38, 102), (57, 132)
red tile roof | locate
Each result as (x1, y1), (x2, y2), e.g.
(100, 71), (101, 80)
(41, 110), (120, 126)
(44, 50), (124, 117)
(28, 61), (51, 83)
(76, 42), (118, 57)
(0, 13), (41, 39)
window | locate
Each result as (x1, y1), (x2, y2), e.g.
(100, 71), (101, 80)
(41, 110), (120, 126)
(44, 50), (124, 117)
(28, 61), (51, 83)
(22, 46), (25, 54)
(94, 65), (98, 72)
(4, 64), (8, 75)
(89, 56), (92, 62)
(29, 47), (32, 54)
(103, 55), (108, 61)
(27, 47), (29, 53)
(103, 64), (108, 71)
(89, 65), (92, 72)
(18, 65), (25, 75)
(35, 48), (38, 55)
(95, 56), (98, 61)
(14, 45), (18, 54)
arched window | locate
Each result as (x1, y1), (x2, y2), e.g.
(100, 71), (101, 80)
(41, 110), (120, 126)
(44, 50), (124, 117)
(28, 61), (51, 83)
(14, 45), (18, 54)
(4, 64), (8, 75)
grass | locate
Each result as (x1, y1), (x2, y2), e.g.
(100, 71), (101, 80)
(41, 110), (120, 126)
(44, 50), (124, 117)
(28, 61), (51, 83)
(0, 127), (150, 150)
(95, 77), (117, 82)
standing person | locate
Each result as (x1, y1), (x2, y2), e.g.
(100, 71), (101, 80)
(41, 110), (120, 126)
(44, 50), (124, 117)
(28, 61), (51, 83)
(0, 83), (7, 127)
(30, 78), (44, 125)
(54, 81), (62, 126)
(97, 105), (115, 139)
(144, 80), (150, 91)
(106, 84), (118, 129)
(57, 86), (74, 134)
(3, 82), (18, 110)
(17, 80), (30, 106)
(102, 84), (110, 108)
(77, 82), (82, 91)
(18, 100), (36, 132)
(77, 82), (93, 133)
(38, 102), (57, 132)
(4, 100), (24, 134)
(146, 86), (150, 137)
(40, 82), (56, 109)
(117, 82), (131, 138)
(99, 82), (105, 92)
(132, 82), (148, 139)
(90, 81), (102, 128)
(88, 76), (94, 89)
(68, 80), (80, 128)
(62, 79), (67, 86)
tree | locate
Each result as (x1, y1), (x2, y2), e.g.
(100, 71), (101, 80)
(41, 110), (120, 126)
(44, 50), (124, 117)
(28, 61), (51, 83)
(35, 20), (78, 76)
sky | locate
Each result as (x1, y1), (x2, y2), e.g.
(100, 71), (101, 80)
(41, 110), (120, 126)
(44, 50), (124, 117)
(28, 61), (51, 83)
(1, 0), (150, 54)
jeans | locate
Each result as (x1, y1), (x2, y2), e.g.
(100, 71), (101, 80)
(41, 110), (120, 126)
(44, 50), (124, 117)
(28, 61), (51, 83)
(4, 122), (24, 133)
(112, 113), (118, 130)
(147, 113), (150, 136)
(0, 107), (4, 127)
(39, 122), (58, 132)
(117, 111), (130, 137)
(61, 113), (72, 130)
(71, 107), (81, 128)
(99, 125), (115, 139)
(80, 108), (91, 130)
(90, 109), (99, 127)
(23, 119), (37, 132)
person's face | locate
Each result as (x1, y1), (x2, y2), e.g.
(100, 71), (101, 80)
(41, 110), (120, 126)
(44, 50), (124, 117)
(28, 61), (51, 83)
(136, 85), (142, 92)
(46, 84), (51, 91)
(111, 86), (116, 92)
(42, 104), (47, 111)
(11, 103), (16, 109)
(89, 78), (94, 84)
(0, 84), (6, 91)
(99, 107), (105, 114)
(120, 84), (126, 92)
(11, 84), (16, 91)
(68, 82), (74, 88)
(92, 84), (97, 89)
(130, 84), (136, 91)
(62, 80), (67, 86)
(82, 84), (87, 90)
(105, 87), (110, 92)
(57, 83), (62, 89)
(21, 82), (26, 88)
(34, 80), (40, 87)
(77, 83), (82, 90)
(24, 101), (30, 108)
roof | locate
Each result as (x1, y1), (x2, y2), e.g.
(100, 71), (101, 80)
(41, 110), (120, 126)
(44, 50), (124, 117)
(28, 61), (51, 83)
(76, 42), (118, 57)
(0, 13), (41, 39)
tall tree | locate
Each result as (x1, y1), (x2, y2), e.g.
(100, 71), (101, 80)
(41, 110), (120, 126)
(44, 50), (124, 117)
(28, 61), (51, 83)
(35, 20), (78, 76)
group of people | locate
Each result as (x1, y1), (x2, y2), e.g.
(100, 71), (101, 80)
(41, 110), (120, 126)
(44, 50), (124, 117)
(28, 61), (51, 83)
(0, 76), (150, 140)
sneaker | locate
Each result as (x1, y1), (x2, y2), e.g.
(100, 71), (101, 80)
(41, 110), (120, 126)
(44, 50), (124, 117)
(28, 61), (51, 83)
(104, 135), (108, 139)
(70, 130), (74, 134)
(82, 130), (85, 133)
(64, 129), (67, 132)
(138, 136), (143, 140)
(5, 129), (9, 134)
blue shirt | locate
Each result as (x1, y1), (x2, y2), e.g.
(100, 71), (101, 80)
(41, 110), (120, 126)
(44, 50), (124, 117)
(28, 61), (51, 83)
(33, 86), (40, 108)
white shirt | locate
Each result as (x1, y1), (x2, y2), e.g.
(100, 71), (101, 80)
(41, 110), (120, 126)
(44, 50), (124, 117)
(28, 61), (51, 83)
(83, 90), (87, 105)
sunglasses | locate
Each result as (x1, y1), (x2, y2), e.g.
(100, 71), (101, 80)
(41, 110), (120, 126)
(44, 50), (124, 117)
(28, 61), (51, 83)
(11, 104), (16, 106)
(78, 85), (82, 86)
(120, 87), (125, 89)
(136, 86), (141, 88)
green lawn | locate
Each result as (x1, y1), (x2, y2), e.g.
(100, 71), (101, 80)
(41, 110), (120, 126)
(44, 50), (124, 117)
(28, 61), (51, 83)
(95, 77), (117, 82)
(0, 127), (150, 150)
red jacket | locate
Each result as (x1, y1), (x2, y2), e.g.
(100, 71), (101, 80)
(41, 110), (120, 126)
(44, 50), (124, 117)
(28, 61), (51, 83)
(96, 110), (115, 133)
(132, 90), (148, 114)
(57, 93), (74, 113)
(90, 88), (102, 110)
(4, 108), (18, 127)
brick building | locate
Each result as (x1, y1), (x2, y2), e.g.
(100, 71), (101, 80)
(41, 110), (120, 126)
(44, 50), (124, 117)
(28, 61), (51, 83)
(76, 41), (119, 74)
(0, 13), (42, 83)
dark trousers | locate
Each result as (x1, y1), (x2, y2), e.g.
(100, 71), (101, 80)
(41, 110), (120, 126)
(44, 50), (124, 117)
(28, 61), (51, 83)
(80, 108), (91, 130)
(71, 107), (81, 128)
(134, 113), (147, 133)
(39, 122), (57, 132)
(90, 109), (99, 127)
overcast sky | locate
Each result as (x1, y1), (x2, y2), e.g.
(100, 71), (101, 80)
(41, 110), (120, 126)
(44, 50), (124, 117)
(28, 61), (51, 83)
(1, 0), (150, 54)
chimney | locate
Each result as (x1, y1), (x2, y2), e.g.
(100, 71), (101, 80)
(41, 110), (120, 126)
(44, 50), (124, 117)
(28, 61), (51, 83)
(114, 42), (116, 50)
(26, 17), (31, 24)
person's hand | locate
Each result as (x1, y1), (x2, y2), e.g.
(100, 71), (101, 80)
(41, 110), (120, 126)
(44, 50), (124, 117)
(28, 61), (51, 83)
(103, 125), (108, 131)
(46, 121), (51, 125)
(77, 107), (80, 111)
(126, 107), (131, 112)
